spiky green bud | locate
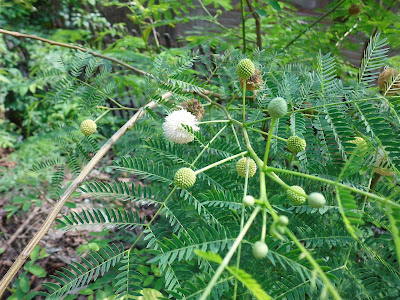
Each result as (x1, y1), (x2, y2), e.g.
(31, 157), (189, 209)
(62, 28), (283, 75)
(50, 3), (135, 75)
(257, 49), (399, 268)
(174, 168), (196, 189)
(287, 185), (307, 205)
(80, 119), (97, 136)
(236, 157), (257, 178)
(236, 59), (255, 80)
(287, 136), (306, 154)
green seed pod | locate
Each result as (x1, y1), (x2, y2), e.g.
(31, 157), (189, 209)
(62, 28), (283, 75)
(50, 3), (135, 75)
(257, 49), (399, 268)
(236, 58), (255, 80)
(287, 185), (307, 205)
(277, 215), (289, 226)
(268, 97), (288, 118)
(308, 192), (326, 209)
(174, 168), (196, 189)
(236, 157), (257, 178)
(243, 195), (255, 206)
(80, 119), (97, 136)
(287, 136), (306, 154)
(252, 241), (269, 259)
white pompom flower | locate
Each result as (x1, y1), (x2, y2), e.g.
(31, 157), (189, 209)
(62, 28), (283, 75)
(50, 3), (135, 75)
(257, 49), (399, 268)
(163, 109), (200, 144)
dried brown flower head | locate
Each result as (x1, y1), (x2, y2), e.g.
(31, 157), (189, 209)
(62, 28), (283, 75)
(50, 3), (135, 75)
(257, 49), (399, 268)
(180, 99), (205, 120)
(378, 67), (400, 96)
(239, 69), (263, 92)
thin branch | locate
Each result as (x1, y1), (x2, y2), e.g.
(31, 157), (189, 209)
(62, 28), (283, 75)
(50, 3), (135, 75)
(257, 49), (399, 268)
(245, 0), (262, 49)
(0, 92), (172, 297)
(0, 29), (224, 99)
(240, 0), (247, 53)
(196, 0), (257, 45)
(284, 0), (346, 50)
(0, 29), (150, 77)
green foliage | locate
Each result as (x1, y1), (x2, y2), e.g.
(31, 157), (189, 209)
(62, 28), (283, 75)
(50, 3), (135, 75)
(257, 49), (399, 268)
(29, 33), (399, 299)
(2, 0), (400, 299)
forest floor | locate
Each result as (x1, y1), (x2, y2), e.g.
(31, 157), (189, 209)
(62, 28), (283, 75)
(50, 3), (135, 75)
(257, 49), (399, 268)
(0, 148), (157, 298)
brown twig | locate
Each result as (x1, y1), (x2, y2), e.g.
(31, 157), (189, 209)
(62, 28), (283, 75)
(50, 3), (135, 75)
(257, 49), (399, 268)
(0, 93), (172, 297)
(5, 206), (41, 249)
(245, 0), (262, 49)
(0, 29), (150, 77)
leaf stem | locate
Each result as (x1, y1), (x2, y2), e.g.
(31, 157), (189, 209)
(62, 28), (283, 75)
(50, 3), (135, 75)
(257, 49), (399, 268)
(243, 82), (247, 125)
(226, 89), (241, 110)
(285, 228), (342, 300)
(128, 187), (177, 251)
(199, 206), (261, 300)
(263, 118), (276, 169)
(194, 151), (248, 175)
(233, 158), (252, 299)
(190, 125), (228, 167)
(246, 127), (287, 142)
(97, 106), (138, 111)
(94, 110), (110, 123)
(196, 120), (230, 124)
(266, 166), (400, 209)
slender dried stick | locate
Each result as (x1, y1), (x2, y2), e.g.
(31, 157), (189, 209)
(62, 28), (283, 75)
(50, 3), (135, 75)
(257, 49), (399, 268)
(0, 28), (149, 77)
(0, 29), (223, 99)
(0, 92), (172, 297)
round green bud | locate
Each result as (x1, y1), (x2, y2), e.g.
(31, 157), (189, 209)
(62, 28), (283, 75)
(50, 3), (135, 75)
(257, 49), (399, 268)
(287, 136), (306, 154)
(236, 157), (257, 178)
(268, 97), (288, 118)
(276, 226), (285, 235)
(174, 168), (196, 189)
(243, 195), (255, 206)
(253, 241), (269, 259)
(287, 185), (307, 205)
(80, 119), (97, 136)
(277, 215), (289, 226)
(308, 192), (326, 209)
(216, 9), (222, 15)
(236, 58), (255, 80)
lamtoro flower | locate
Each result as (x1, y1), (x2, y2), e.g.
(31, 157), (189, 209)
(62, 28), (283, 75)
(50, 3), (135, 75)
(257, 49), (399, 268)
(163, 109), (200, 144)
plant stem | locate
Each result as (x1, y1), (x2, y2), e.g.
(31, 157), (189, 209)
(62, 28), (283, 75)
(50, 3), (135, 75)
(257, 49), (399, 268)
(266, 166), (400, 209)
(261, 207), (267, 242)
(231, 123), (242, 150)
(388, 209), (400, 268)
(265, 171), (307, 197)
(226, 90), (241, 110)
(194, 151), (248, 175)
(128, 187), (177, 251)
(246, 117), (272, 126)
(233, 158), (251, 299)
(285, 228), (342, 300)
(242, 82), (247, 125)
(240, 0), (247, 53)
(199, 206), (261, 300)
(190, 125), (228, 167)
(245, 0), (262, 49)
(196, 120), (230, 124)
(259, 172), (278, 219)
(94, 110), (110, 123)
(246, 127), (287, 142)
(263, 118), (276, 169)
